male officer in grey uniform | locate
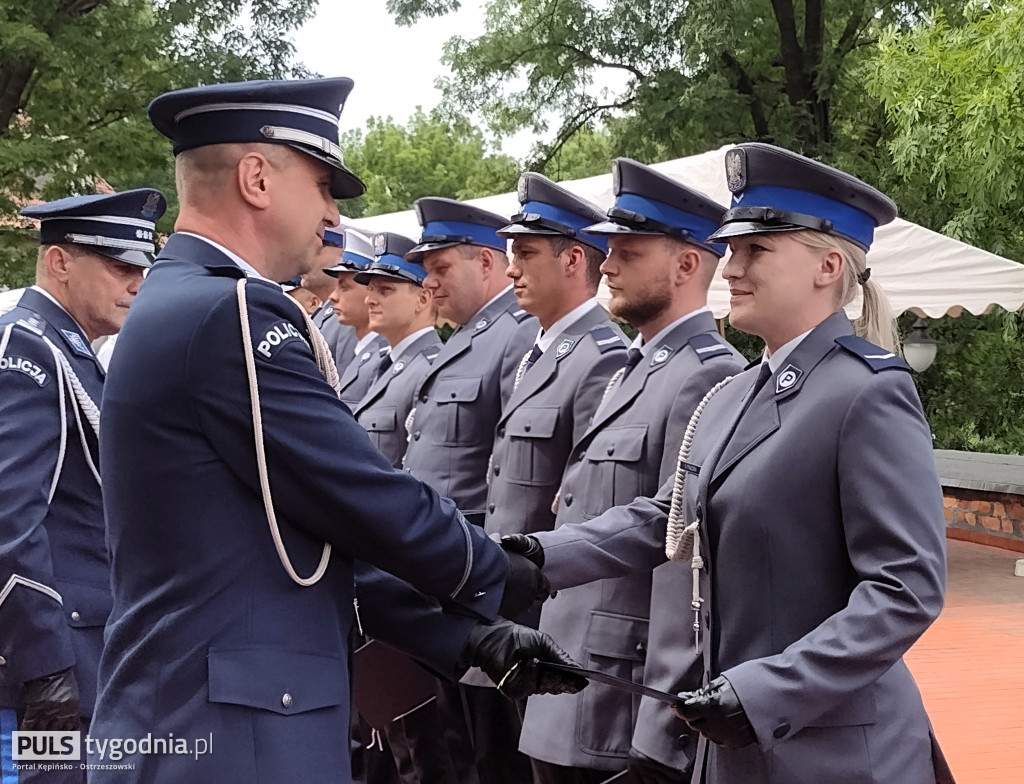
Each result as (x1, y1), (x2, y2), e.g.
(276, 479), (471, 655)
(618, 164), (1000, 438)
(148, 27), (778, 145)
(400, 197), (537, 784)
(90, 78), (582, 784)
(485, 173), (627, 541)
(352, 233), (441, 466)
(305, 225), (354, 371)
(0, 188), (165, 783)
(517, 160), (745, 784)
(327, 228), (390, 407)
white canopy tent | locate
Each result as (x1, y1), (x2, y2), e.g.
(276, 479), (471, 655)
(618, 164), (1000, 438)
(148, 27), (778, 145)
(347, 145), (1024, 320)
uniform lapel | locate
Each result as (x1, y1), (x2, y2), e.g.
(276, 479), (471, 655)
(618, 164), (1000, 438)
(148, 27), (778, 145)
(18, 288), (105, 394)
(709, 311), (853, 486)
(500, 304), (603, 421)
(587, 310), (720, 437)
(356, 331), (436, 412)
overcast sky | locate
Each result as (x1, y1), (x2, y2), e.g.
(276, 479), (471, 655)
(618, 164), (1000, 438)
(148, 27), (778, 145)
(291, 1), (524, 150)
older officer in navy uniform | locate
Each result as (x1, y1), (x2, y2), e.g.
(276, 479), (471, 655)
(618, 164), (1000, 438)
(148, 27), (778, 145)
(90, 78), (582, 784)
(352, 233), (442, 467)
(304, 225), (355, 371)
(327, 228), (391, 407)
(0, 188), (165, 782)
(400, 198), (537, 784)
(517, 160), (745, 784)
(506, 143), (951, 784)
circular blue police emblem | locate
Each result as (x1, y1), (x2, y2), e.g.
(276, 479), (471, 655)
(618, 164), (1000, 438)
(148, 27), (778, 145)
(776, 364), (802, 391)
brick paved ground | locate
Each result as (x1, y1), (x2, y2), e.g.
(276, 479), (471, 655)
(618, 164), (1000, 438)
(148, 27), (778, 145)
(906, 539), (1024, 782)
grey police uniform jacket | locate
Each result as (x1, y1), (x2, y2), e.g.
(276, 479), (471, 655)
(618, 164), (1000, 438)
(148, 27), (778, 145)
(0, 287), (110, 719)
(519, 310), (744, 770)
(533, 311), (948, 784)
(338, 333), (389, 409)
(402, 288), (537, 514)
(352, 330), (443, 467)
(311, 301), (355, 374)
(484, 304), (627, 537)
(90, 234), (507, 784)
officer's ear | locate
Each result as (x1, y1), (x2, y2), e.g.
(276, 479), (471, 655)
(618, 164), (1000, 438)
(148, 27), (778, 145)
(815, 247), (846, 290)
(43, 245), (75, 284)
(671, 243), (703, 286)
(236, 150), (275, 209)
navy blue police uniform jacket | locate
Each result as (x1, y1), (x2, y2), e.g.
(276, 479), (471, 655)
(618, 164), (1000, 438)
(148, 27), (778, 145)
(0, 287), (110, 718)
(90, 233), (506, 784)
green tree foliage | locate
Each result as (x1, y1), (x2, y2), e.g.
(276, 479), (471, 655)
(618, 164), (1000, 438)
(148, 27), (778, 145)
(0, 0), (317, 286)
(870, 1), (1024, 261)
(338, 109), (521, 218)
(388, 0), (962, 168)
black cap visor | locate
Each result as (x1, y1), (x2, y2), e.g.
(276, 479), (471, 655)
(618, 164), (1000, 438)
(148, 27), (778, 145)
(291, 144), (366, 200)
(82, 245), (155, 269)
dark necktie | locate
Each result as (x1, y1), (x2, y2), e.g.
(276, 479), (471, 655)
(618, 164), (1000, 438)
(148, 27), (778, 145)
(745, 362), (773, 406)
(621, 347), (643, 377)
(376, 354), (393, 379)
(524, 344), (542, 373)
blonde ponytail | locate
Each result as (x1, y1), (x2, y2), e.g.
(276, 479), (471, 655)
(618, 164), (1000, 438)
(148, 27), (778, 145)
(791, 231), (900, 354)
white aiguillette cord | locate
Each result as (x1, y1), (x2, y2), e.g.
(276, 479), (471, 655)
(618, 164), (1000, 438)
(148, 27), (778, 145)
(236, 278), (336, 587)
(664, 375), (733, 650)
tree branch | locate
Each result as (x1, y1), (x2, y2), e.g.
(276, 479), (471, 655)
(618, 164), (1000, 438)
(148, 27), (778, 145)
(721, 52), (770, 140)
(557, 43), (646, 81)
(528, 96), (637, 171)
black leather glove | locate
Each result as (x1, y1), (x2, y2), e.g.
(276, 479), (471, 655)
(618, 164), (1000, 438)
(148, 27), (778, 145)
(673, 675), (756, 749)
(461, 619), (588, 701)
(626, 747), (693, 784)
(22, 667), (80, 732)
(498, 549), (552, 618)
(500, 533), (544, 568)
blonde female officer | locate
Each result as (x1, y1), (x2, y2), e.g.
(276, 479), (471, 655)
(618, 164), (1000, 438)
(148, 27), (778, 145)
(668, 143), (951, 784)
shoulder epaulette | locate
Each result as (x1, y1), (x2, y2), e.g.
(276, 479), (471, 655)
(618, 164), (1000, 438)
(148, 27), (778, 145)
(687, 333), (733, 363)
(589, 324), (626, 354)
(835, 335), (910, 372)
(14, 314), (46, 337)
(508, 304), (532, 323)
(424, 345), (442, 363)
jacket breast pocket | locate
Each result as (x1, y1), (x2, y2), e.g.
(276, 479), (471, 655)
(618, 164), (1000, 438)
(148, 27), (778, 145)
(578, 611), (649, 757)
(582, 425), (647, 516)
(208, 648), (346, 715)
(503, 406), (560, 486)
(434, 376), (482, 446)
(58, 581), (113, 628)
(358, 407), (397, 433)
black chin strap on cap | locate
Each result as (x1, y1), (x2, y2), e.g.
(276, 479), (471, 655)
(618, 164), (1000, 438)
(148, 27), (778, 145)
(721, 206), (835, 234)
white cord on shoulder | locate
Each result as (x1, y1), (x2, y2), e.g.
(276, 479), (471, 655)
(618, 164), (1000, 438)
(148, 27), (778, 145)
(663, 375), (734, 651)
(236, 278), (332, 587)
(45, 338), (101, 488)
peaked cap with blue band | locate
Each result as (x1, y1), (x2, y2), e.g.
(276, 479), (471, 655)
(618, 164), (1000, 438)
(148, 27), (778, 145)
(584, 158), (727, 257)
(407, 197), (508, 259)
(708, 143), (897, 250)
(499, 172), (608, 253)
(20, 188), (167, 268)
(355, 233), (427, 286)
(325, 228), (374, 276)
(147, 78), (366, 200)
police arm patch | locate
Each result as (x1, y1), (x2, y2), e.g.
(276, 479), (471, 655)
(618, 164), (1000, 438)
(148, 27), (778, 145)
(255, 319), (310, 360)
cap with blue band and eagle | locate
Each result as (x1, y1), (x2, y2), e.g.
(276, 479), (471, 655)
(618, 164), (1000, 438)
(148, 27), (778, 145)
(707, 143), (898, 251)
(499, 172), (608, 254)
(324, 229), (375, 276)
(355, 233), (428, 286)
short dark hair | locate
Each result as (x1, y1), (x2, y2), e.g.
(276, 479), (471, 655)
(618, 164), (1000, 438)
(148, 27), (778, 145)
(547, 235), (605, 291)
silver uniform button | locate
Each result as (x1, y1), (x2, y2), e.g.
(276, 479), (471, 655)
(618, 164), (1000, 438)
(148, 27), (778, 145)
(0, 655), (6, 665)
(281, 693), (293, 708)
(71, 611), (81, 621)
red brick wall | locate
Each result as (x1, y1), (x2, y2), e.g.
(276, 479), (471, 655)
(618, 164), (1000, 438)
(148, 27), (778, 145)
(943, 487), (1024, 553)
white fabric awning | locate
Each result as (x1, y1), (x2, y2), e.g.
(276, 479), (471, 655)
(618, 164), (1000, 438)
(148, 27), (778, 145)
(349, 145), (1024, 319)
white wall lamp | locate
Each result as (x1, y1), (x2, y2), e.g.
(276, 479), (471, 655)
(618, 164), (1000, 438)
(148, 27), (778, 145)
(904, 318), (938, 372)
